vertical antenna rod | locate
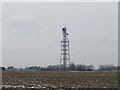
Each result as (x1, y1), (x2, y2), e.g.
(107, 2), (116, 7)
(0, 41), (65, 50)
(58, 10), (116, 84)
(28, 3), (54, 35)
(60, 26), (70, 70)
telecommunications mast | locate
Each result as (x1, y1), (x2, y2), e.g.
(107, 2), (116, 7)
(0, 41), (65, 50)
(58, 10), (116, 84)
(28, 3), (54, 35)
(60, 26), (70, 70)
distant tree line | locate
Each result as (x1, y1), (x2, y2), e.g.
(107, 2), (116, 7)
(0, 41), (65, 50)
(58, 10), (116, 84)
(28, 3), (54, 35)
(47, 63), (94, 71)
(0, 64), (119, 71)
(99, 64), (119, 71)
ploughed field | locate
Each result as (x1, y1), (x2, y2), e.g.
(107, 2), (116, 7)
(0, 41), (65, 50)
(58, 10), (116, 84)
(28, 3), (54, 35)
(2, 71), (118, 89)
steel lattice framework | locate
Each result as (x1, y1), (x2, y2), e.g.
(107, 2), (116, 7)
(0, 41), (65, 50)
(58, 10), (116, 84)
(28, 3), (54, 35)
(60, 26), (70, 69)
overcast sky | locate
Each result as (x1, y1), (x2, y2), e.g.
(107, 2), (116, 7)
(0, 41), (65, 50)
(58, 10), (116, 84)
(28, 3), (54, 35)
(2, 2), (118, 68)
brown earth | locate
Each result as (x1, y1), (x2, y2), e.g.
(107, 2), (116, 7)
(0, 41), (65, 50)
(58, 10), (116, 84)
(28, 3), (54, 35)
(2, 71), (119, 89)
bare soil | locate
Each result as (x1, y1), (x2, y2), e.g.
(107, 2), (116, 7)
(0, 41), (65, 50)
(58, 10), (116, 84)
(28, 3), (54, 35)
(2, 71), (119, 89)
